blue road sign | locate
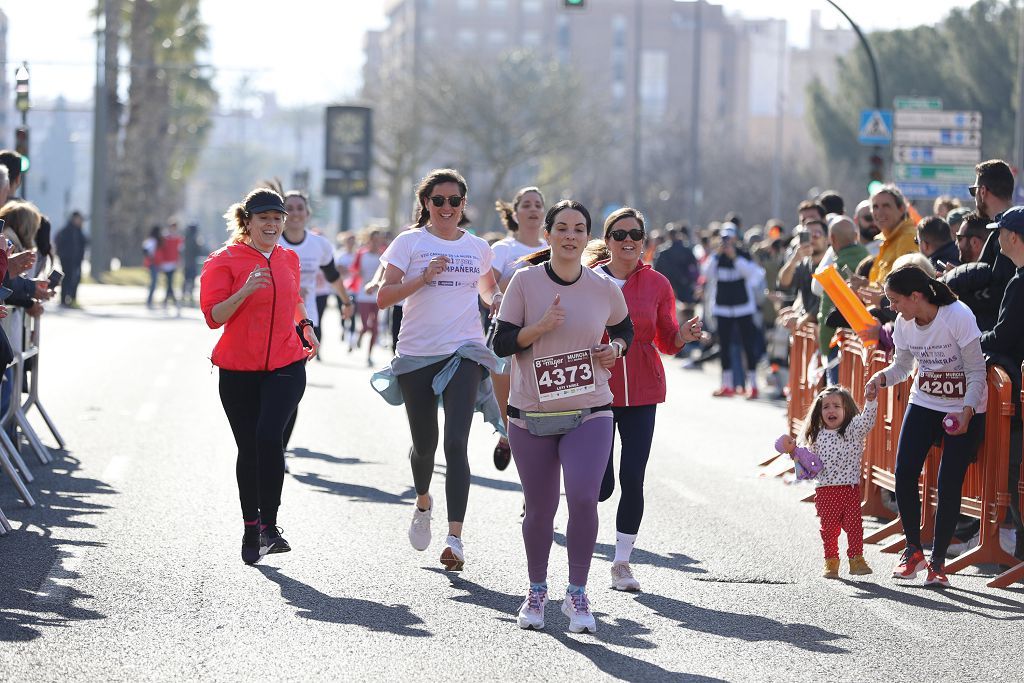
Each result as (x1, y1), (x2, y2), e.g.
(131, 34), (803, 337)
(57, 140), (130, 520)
(859, 109), (893, 146)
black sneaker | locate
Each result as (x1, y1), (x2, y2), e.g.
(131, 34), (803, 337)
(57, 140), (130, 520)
(262, 525), (292, 554)
(241, 524), (267, 565)
(493, 439), (512, 471)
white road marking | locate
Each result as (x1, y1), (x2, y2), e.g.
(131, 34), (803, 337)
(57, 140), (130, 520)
(663, 479), (711, 506)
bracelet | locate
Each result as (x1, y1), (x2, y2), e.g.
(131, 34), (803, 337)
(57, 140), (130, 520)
(611, 340), (625, 358)
(299, 318), (314, 329)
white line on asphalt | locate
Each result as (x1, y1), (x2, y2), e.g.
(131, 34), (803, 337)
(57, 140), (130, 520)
(153, 374), (170, 389)
(33, 546), (87, 607)
(102, 454), (130, 482)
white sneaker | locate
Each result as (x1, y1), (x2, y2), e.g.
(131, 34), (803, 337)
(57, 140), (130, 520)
(947, 532), (980, 557)
(408, 495), (432, 551)
(561, 590), (597, 633)
(440, 534), (465, 571)
(516, 587), (547, 629)
(610, 561), (641, 591)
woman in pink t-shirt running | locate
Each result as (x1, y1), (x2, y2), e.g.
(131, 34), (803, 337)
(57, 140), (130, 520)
(492, 200), (633, 634)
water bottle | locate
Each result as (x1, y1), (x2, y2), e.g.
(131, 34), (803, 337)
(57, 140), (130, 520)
(943, 414), (959, 434)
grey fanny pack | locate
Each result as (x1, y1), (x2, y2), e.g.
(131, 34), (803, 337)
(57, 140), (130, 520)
(520, 406), (606, 437)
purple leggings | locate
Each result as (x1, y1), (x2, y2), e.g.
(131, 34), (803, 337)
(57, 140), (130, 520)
(508, 416), (613, 586)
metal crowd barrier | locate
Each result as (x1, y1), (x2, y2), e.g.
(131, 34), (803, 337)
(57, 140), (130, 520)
(0, 309), (65, 536)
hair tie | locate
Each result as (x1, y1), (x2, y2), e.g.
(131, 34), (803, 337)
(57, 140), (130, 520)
(928, 283), (936, 295)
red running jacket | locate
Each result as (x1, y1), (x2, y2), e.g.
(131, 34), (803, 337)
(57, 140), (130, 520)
(597, 261), (682, 406)
(200, 242), (307, 371)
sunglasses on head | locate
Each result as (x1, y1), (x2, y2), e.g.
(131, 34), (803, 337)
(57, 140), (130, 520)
(429, 195), (464, 208)
(609, 228), (645, 242)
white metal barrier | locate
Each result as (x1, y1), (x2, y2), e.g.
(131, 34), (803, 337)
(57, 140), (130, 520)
(0, 309), (63, 535)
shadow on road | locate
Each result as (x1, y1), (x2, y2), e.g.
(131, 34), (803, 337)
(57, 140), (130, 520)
(288, 447), (371, 467)
(634, 593), (850, 654)
(424, 568), (725, 682)
(291, 471), (415, 505)
(432, 464), (523, 494)
(257, 566), (432, 638)
(0, 451), (111, 642)
(553, 531), (706, 575)
(841, 579), (1024, 619)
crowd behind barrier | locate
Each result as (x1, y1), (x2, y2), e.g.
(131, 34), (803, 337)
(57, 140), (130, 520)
(0, 310), (63, 535)
(776, 321), (1024, 588)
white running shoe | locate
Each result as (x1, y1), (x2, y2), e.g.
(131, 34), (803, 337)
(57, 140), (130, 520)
(610, 561), (641, 592)
(440, 534), (465, 571)
(516, 587), (547, 630)
(561, 590), (597, 633)
(408, 495), (432, 551)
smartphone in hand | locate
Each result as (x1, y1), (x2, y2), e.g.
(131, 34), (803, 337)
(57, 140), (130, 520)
(47, 270), (64, 289)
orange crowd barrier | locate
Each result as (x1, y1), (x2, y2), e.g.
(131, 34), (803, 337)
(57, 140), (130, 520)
(776, 331), (1024, 586)
(989, 364), (1024, 588)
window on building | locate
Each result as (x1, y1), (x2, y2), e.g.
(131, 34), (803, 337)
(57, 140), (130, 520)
(523, 0), (542, 12)
(488, 29), (506, 45)
(488, 0), (507, 11)
(457, 0), (478, 10)
(523, 30), (541, 47)
(458, 29), (477, 46)
(640, 49), (669, 118)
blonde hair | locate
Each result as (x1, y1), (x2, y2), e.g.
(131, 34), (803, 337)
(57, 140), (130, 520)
(583, 239), (610, 267)
(0, 200), (42, 248)
(892, 252), (935, 278)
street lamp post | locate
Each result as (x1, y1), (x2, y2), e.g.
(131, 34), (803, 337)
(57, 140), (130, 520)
(14, 62), (30, 199)
(823, 0), (885, 194)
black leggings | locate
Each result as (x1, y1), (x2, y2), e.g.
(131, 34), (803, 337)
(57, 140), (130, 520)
(895, 403), (986, 561)
(219, 360), (306, 525)
(715, 314), (760, 372)
(397, 358), (482, 523)
(599, 404), (658, 535)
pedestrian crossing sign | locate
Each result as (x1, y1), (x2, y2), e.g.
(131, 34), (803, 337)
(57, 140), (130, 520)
(858, 109), (893, 146)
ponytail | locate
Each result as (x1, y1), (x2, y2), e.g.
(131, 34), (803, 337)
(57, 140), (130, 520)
(495, 200), (518, 232)
(885, 264), (958, 306)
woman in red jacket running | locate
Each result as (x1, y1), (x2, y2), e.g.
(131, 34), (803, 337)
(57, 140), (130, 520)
(200, 188), (319, 565)
(594, 207), (703, 592)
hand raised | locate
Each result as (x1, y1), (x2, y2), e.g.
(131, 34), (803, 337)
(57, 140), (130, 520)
(238, 266), (271, 299)
(537, 294), (565, 333)
(422, 256), (449, 284)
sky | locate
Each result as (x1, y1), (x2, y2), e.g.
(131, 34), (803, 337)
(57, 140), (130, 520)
(3, 0), (974, 107)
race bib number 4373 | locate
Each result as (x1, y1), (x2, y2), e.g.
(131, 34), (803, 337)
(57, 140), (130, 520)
(534, 349), (595, 402)
(919, 371), (966, 400)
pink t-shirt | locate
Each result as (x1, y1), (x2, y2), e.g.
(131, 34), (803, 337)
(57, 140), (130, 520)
(498, 264), (628, 413)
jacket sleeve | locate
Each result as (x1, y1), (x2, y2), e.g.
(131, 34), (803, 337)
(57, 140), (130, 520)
(942, 261), (992, 295)
(199, 254), (233, 329)
(980, 275), (1024, 356)
(734, 255), (765, 282)
(653, 278), (682, 355)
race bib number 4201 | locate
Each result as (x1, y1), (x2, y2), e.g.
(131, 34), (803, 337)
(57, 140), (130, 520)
(919, 371), (966, 400)
(534, 349), (596, 402)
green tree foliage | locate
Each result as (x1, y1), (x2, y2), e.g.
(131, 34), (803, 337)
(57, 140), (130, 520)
(807, 0), (1019, 188)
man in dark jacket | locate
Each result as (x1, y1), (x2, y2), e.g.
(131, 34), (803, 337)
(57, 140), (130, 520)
(982, 207), (1024, 559)
(55, 211), (87, 307)
(916, 215), (960, 270)
(653, 224), (698, 307)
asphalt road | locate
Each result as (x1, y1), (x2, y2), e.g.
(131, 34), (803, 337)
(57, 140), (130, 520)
(1, 287), (1021, 681)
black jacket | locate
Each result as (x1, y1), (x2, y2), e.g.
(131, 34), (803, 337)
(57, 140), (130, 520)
(943, 261), (1001, 332)
(929, 240), (960, 270)
(55, 223), (88, 267)
(653, 241), (698, 304)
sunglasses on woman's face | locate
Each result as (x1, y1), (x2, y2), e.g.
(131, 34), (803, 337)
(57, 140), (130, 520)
(609, 229), (645, 242)
(429, 195), (464, 208)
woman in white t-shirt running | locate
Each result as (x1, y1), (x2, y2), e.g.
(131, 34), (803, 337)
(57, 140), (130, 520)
(376, 168), (502, 572)
(865, 264), (987, 589)
(489, 187), (547, 470)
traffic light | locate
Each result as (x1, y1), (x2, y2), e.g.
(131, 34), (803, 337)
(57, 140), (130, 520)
(14, 127), (29, 172)
(867, 153), (884, 195)
(14, 63), (29, 115)
(563, 0), (586, 8)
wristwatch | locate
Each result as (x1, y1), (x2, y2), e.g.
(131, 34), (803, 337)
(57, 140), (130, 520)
(299, 318), (314, 330)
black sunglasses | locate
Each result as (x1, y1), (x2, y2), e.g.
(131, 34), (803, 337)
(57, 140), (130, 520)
(429, 195), (464, 208)
(609, 228), (645, 242)
(968, 185), (980, 197)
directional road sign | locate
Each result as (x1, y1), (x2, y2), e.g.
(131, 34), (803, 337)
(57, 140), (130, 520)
(892, 128), (981, 147)
(897, 182), (973, 201)
(893, 145), (981, 165)
(858, 109), (893, 146)
(894, 97), (943, 110)
(893, 163), (976, 183)
(894, 110), (982, 131)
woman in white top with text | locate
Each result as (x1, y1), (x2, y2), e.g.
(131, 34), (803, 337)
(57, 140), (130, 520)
(376, 168), (502, 572)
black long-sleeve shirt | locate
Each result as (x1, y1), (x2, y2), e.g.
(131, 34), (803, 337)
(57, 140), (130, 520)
(981, 265), (1024, 363)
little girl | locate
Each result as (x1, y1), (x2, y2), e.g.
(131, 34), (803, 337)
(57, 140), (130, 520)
(801, 383), (878, 578)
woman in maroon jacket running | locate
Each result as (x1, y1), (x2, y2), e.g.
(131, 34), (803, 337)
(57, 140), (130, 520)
(593, 207), (703, 592)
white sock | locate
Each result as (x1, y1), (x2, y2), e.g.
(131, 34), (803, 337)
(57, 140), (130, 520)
(614, 532), (637, 564)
